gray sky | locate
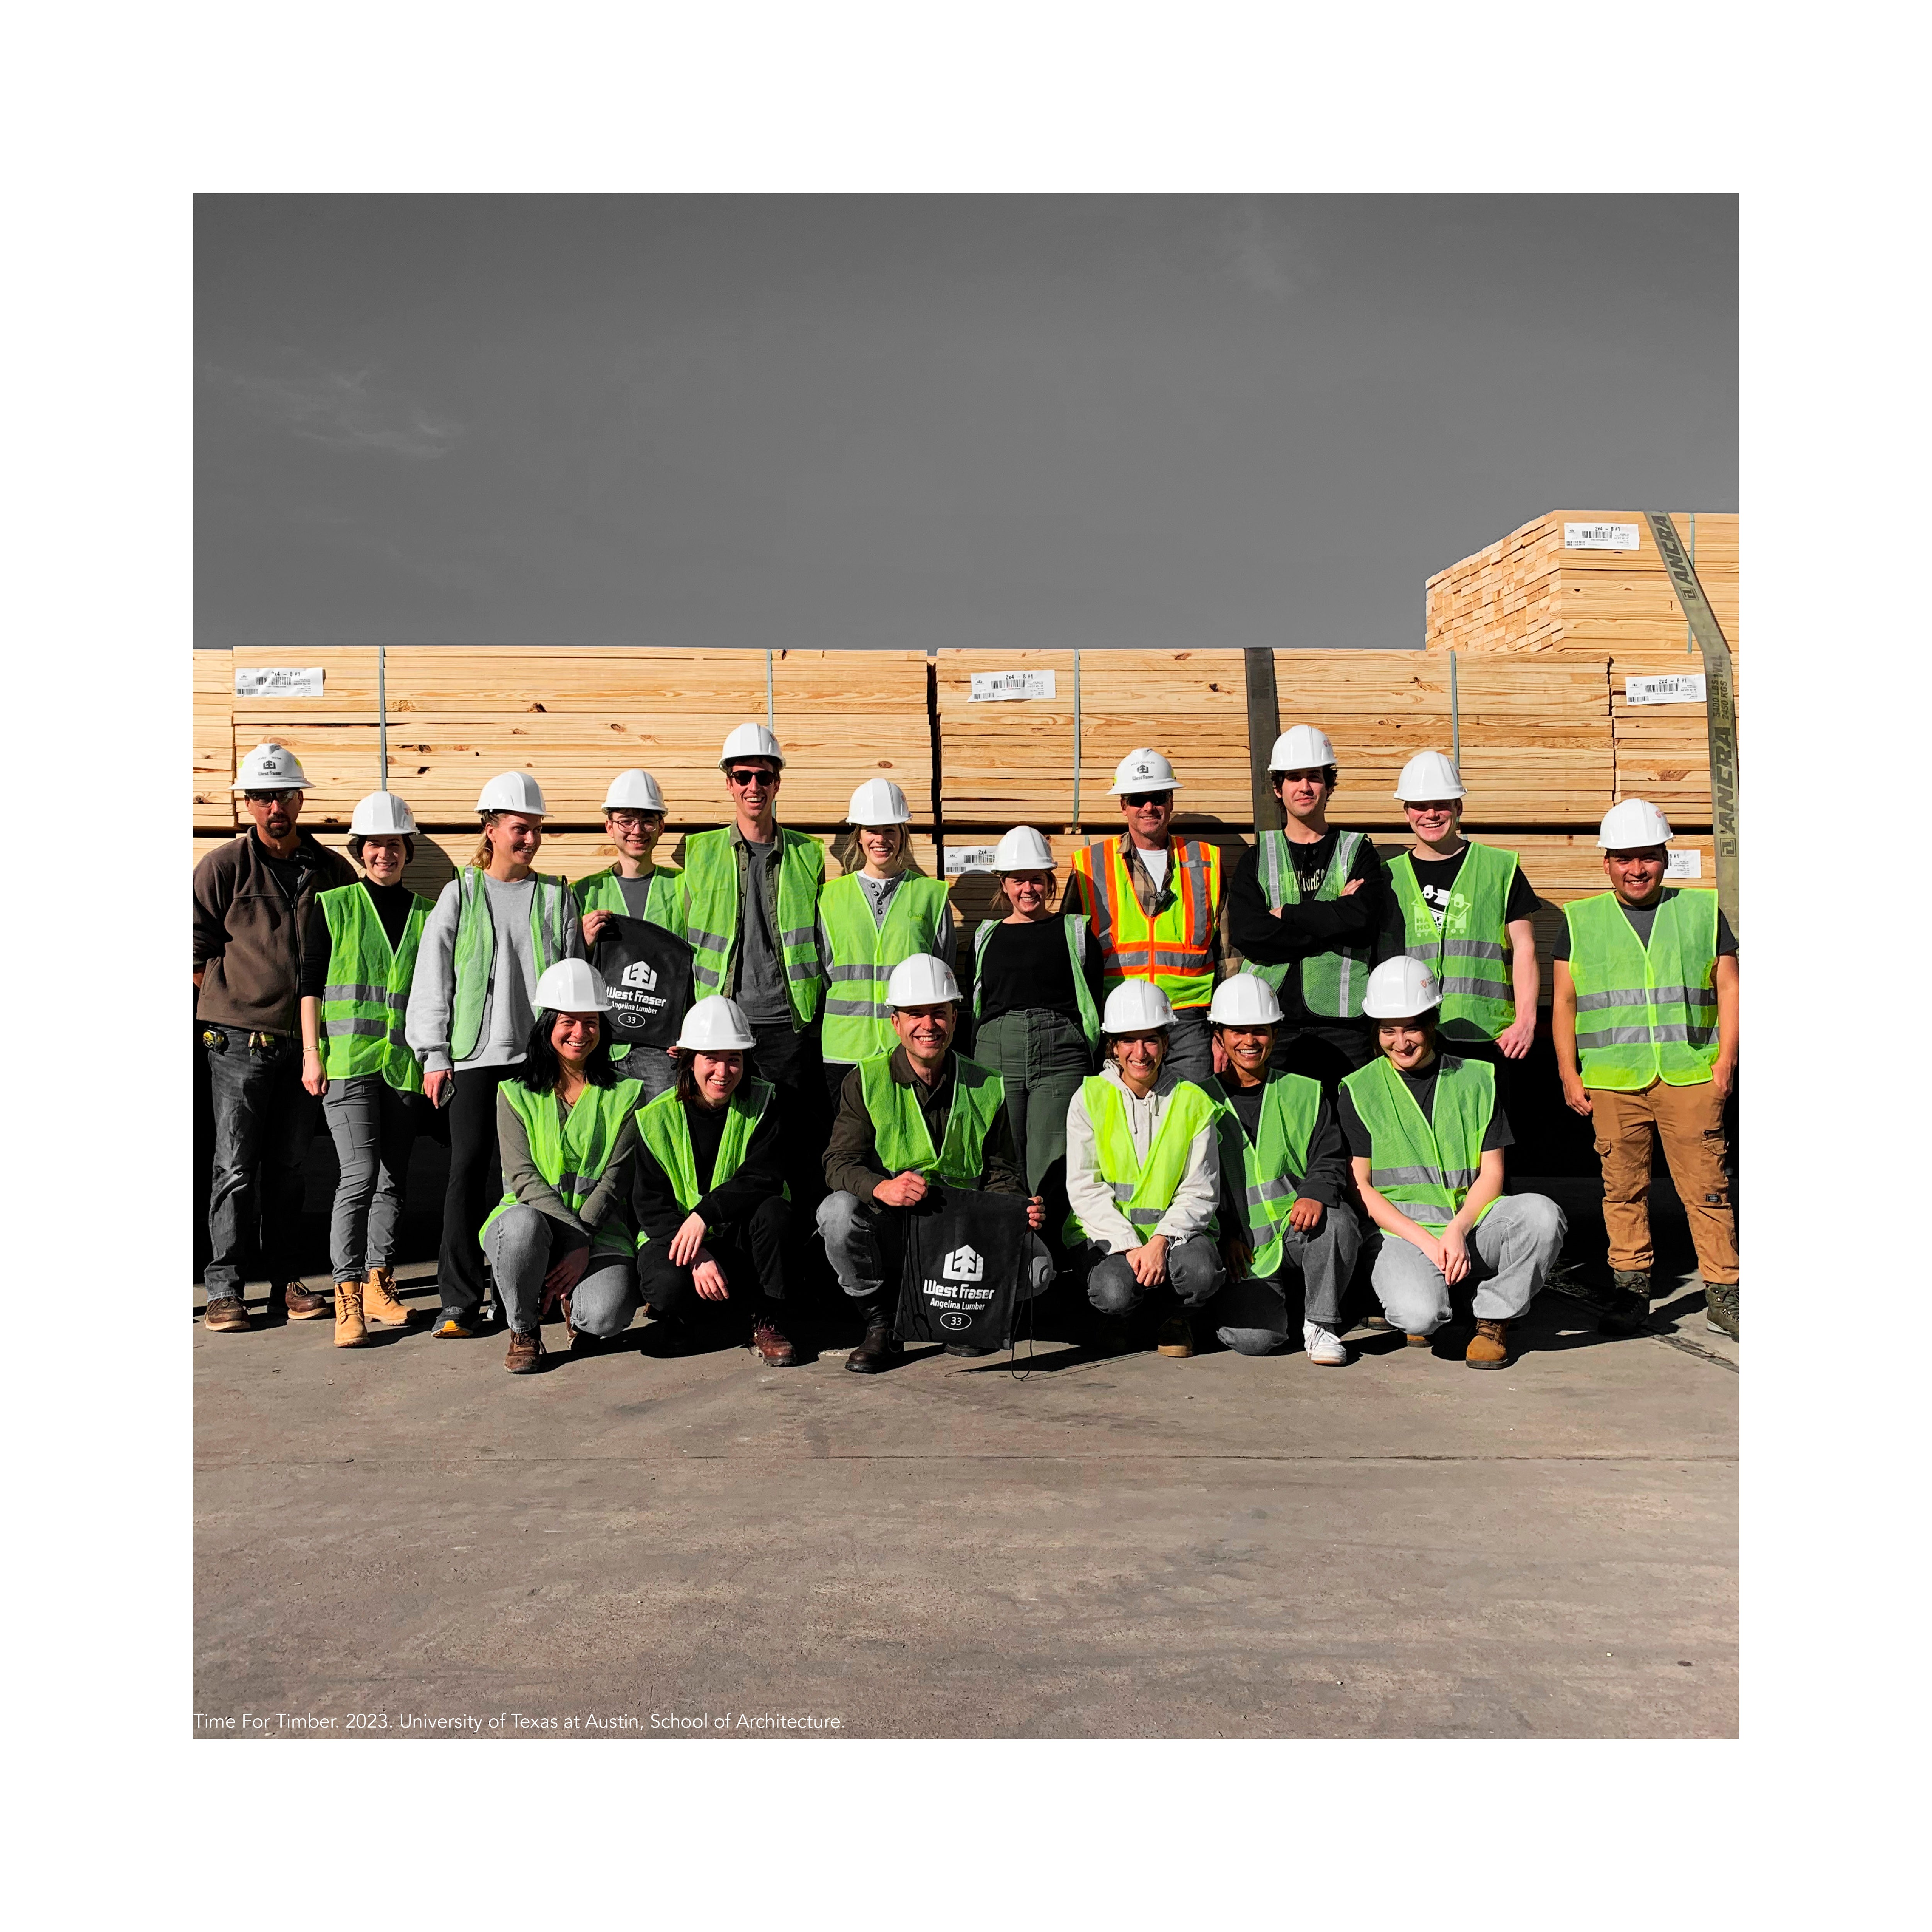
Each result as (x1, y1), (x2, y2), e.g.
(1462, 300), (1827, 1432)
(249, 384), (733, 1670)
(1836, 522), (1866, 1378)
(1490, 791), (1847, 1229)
(195, 195), (1735, 652)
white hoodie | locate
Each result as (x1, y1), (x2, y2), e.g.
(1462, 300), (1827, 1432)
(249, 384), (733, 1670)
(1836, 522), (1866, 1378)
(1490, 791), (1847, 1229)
(1063, 1061), (1220, 1255)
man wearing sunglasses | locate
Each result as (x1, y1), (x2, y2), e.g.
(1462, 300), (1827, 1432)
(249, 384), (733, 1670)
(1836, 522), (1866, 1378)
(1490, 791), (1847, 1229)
(193, 742), (357, 1330)
(1064, 748), (1225, 1089)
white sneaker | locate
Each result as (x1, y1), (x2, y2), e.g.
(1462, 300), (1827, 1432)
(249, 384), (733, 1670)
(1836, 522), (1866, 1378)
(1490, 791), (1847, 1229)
(1303, 1320), (1349, 1366)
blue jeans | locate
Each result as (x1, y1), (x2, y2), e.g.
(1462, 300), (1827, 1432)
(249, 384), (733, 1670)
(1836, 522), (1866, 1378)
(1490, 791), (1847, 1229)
(202, 1026), (321, 1297)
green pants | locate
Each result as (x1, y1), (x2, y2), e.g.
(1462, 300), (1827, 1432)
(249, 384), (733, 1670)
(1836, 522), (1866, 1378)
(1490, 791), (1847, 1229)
(969, 1008), (1094, 1211)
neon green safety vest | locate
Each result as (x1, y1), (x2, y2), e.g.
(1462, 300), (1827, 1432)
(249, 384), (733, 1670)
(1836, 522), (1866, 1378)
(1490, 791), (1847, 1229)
(572, 865), (684, 1063)
(1386, 842), (1519, 1043)
(1213, 1071), (1323, 1280)
(857, 1053), (1007, 1187)
(316, 882), (434, 1094)
(1249, 830), (1375, 1019)
(480, 1076), (646, 1259)
(972, 915), (1101, 1050)
(632, 1077), (784, 1250)
(1065, 1075), (1221, 1245)
(449, 868), (572, 1064)
(1563, 890), (1721, 1091)
(1340, 1053), (1499, 1236)
(679, 828), (825, 1027)
(819, 872), (950, 1064)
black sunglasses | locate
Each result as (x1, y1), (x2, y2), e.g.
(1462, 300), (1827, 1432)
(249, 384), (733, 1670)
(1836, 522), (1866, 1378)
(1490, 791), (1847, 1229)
(726, 767), (777, 786)
(1121, 791), (1172, 809)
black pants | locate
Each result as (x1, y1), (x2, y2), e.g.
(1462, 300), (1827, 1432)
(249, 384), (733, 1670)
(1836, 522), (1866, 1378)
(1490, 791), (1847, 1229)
(638, 1196), (791, 1318)
(1270, 1020), (1375, 1095)
(745, 1019), (830, 1209)
(435, 1061), (519, 1318)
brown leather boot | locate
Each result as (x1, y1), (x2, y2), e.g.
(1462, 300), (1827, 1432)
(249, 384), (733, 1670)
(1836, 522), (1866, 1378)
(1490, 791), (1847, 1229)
(1465, 1318), (1510, 1369)
(333, 1281), (369, 1347)
(363, 1267), (413, 1326)
(281, 1281), (331, 1321)
(846, 1300), (898, 1374)
(505, 1329), (545, 1374)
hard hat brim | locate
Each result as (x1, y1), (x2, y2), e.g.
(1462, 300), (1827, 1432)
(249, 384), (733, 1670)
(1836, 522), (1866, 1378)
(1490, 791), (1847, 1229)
(1105, 781), (1182, 795)
(233, 777), (314, 791)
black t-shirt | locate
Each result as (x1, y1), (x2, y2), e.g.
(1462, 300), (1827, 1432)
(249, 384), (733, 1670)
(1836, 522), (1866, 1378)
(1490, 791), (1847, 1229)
(1218, 1077), (1350, 1208)
(1403, 848), (1539, 930)
(972, 915), (1106, 1031)
(1550, 888), (1738, 961)
(299, 879), (420, 1000)
(1226, 832), (1386, 1028)
(1337, 1053), (1513, 1160)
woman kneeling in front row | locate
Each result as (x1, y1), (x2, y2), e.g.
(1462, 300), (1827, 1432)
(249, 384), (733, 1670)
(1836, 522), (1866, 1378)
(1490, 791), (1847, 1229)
(481, 960), (646, 1373)
(633, 996), (794, 1366)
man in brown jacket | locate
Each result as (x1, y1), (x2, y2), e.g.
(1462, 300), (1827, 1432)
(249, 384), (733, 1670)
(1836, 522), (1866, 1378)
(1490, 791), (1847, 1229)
(194, 743), (356, 1330)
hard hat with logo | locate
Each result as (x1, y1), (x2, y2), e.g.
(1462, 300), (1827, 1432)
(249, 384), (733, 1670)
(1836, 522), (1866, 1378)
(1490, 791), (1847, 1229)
(1208, 972), (1284, 1028)
(1102, 981), (1176, 1034)
(604, 769), (667, 813)
(1268, 725), (1338, 773)
(476, 770), (548, 816)
(719, 721), (786, 770)
(233, 742), (313, 791)
(1394, 750), (1466, 801)
(847, 777), (911, 826)
(993, 826), (1055, 872)
(1107, 748), (1183, 794)
(676, 995), (757, 1053)
(533, 958), (609, 1014)
(1362, 957), (1442, 1019)
(885, 953), (962, 1008)
(349, 790), (417, 836)
(1598, 798), (1673, 850)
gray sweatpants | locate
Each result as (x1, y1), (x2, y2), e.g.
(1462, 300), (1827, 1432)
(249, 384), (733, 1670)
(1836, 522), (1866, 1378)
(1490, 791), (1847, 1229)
(1082, 1234), (1225, 1314)
(481, 1203), (638, 1338)
(815, 1190), (1054, 1301)
(1367, 1193), (1566, 1334)
(1212, 1201), (1362, 1354)
(321, 1073), (423, 1283)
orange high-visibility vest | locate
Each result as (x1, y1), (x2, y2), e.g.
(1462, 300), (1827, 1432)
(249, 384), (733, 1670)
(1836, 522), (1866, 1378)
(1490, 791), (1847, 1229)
(1067, 836), (1222, 1012)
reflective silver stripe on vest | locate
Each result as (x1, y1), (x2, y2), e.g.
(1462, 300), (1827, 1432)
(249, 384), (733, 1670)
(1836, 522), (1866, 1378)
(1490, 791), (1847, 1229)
(1107, 1181), (1138, 1202)
(823, 998), (887, 1019)
(786, 960), (822, 984)
(1126, 1206), (1165, 1228)
(322, 982), (388, 1004)
(1575, 984), (1716, 1013)
(1152, 948), (1207, 969)
(1245, 1176), (1298, 1206)
(685, 926), (731, 952)
(693, 963), (722, 990)
(1577, 1022), (1717, 1049)
(1438, 976), (1501, 997)
(1444, 938), (1505, 961)
(826, 963), (876, 982)
(1405, 943), (1437, 963)
(331, 1017), (388, 1038)
(780, 925), (816, 948)
(1371, 1163), (1478, 1190)
(556, 1169), (601, 1199)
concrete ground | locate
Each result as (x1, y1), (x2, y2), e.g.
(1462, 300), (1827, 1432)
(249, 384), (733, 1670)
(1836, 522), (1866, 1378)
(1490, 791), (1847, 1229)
(194, 1175), (1736, 1740)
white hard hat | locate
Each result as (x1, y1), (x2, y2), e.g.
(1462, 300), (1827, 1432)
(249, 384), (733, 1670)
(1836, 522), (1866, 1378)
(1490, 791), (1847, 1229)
(1394, 750), (1466, 802)
(233, 742), (313, 791)
(1599, 798), (1673, 850)
(719, 721), (786, 769)
(1102, 981), (1175, 1033)
(476, 770), (547, 816)
(993, 826), (1055, 872)
(885, 953), (962, 1008)
(604, 769), (667, 813)
(1362, 957), (1442, 1019)
(349, 790), (417, 836)
(847, 777), (911, 826)
(1268, 725), (1337, 773)
(1107, 748), (1183, 795)
(1208, 973), (1284, 1027)
(676, 995), (757, 1052)
(533, 958), (609, 1014)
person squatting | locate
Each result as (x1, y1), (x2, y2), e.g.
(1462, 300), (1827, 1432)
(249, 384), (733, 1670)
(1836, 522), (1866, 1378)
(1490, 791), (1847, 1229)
(192, 723), (1740, 1372)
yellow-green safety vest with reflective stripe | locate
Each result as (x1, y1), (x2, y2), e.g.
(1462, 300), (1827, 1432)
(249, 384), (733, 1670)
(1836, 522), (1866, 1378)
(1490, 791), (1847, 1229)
(857, 1053), (1007, 1187)
(1386, 842), (1519, 1043)
(1250, 830), (1375, 1019)
(632, 1077), (784, 1250)
(1064, 1075), (1221, 1246)
(1563, 890), (1721, 1091)
(1340, 1053), (1499, 1236)
(572, 865), (685, 1063)
(679, 828), (825, 1027)
(316, 882), (433, 1093)
(480, 1076), (646, 1259)
(972, 915), (1100, 1051)
(1212, 1070), (1322, 1280)
(820, 872), (950, 1064)
(449, 868), (572, 1064)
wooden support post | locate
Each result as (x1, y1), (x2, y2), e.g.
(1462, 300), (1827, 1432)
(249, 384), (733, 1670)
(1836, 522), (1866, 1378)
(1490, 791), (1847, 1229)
(1243, 647), (1282, 832)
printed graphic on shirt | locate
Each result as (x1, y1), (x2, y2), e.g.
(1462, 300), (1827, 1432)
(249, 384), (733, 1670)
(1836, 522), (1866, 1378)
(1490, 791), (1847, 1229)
(1417, 878), (1453, 929)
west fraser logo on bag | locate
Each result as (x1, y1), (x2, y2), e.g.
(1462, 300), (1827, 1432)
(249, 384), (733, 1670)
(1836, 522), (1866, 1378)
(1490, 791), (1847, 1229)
(621, 959), (658, 992)
(941, 1245), (984, 1282)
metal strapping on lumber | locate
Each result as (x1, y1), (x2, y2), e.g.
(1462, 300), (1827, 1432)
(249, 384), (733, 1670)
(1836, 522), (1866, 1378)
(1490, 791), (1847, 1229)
(377, 642), (388, 787)
(1243, 647), (1282, 832)
(1070, 646), (1082, 829)
(1450, 649), (1460, 766)
(764, 649), (775, 731)
(1644, 511), (1738, 937)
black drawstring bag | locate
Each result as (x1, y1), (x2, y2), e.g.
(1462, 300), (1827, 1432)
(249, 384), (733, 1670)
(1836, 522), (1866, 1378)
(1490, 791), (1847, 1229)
(589, 917), (695, 1053)
(894, 1186), (1029, 1351)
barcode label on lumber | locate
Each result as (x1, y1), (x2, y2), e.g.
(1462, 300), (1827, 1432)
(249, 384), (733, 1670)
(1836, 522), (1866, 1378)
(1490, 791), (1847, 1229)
(1665, 850), (1702, 878)
(970, 670), (1056, 702)
(1624, 673), (1706, 706)
(944, 845), (1000, 876)
(1564, 522), (1641, 551)
(235, 666), (325, 697)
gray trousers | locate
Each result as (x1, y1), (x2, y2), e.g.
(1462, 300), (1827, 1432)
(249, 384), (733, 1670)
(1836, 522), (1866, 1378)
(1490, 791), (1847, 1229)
(611, 1043), (676, 1101)
(321, 1073), (423, 1282)
(969, 1009), (1092, 1197)
(1212, 1201), (1362, 1354)
(1082, 1234), (1225, 1314)
(1367, 1193), (1567, 1333)
(1161, 1007), (1214, 1091)
(815, 1190), (1054, 1301)
(481, 1203), (638, 1338)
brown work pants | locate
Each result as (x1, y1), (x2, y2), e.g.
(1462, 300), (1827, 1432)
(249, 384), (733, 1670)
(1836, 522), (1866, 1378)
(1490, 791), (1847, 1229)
(1591, 1077), (1738, 1284)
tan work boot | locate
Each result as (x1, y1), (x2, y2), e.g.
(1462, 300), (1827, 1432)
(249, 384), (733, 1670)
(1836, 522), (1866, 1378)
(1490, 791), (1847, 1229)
(363, 1267), (413, 1326)
(1156, 1313), (1196, 1358)
(333, 1281), (369, 1347)
(1465, 1318), (1510, 1370)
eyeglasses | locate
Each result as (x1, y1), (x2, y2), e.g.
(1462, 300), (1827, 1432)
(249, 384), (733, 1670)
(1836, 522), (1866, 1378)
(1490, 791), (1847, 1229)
(607, 811), (663, 829)
(245, 789), (298, 804)
(1120, 791), (1172, 809)
(726, 767), (777, 787)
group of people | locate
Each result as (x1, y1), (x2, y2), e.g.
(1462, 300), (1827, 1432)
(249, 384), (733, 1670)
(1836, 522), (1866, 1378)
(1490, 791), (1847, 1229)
(191, 716), (1741, 1375)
